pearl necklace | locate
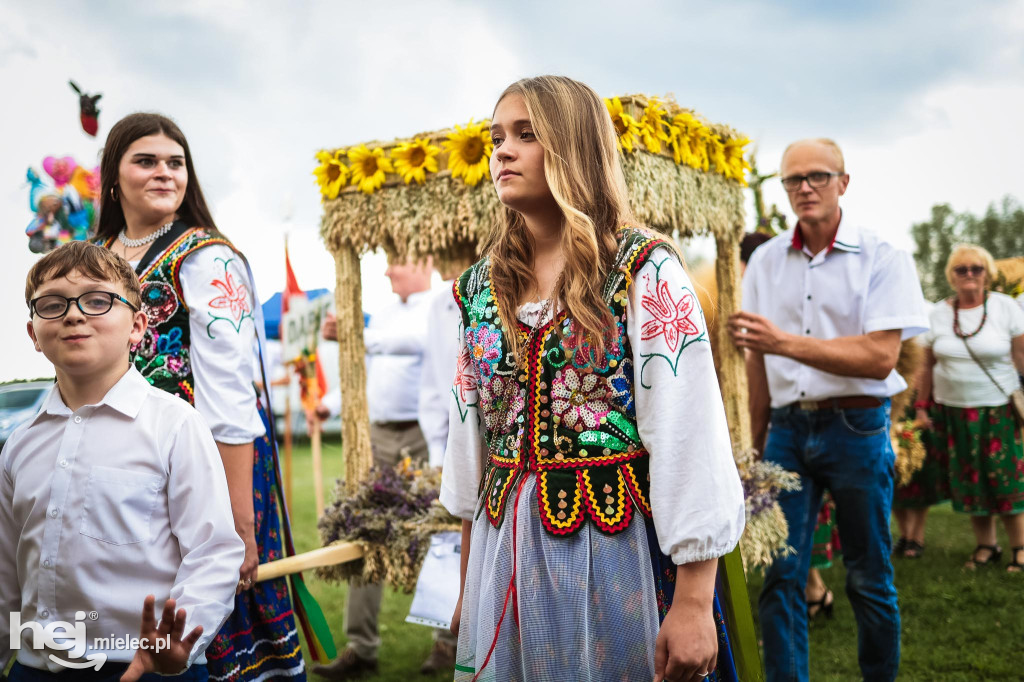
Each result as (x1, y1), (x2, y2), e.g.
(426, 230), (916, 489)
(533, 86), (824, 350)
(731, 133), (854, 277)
(118, 221), (174, 248)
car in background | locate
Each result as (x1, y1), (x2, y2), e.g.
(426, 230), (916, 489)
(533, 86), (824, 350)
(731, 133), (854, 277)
(0, 380), (53, 449)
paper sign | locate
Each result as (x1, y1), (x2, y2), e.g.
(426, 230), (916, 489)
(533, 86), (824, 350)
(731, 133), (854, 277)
(406, 531), (462, 629)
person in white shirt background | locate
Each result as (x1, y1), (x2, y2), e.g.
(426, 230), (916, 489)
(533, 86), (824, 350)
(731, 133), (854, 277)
(310, 256), (458, 679)
(729, 138), (929, 682)
(1, 242), (243, 682)
(914, 244), (1024, 571)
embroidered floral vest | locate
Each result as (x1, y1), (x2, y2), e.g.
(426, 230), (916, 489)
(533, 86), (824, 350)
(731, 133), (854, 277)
(105, 228), (237, 404)
(455, 227), (671, 536)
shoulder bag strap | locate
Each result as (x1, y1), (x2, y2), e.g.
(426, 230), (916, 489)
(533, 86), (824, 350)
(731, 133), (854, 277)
(961, 336), (1010, 399)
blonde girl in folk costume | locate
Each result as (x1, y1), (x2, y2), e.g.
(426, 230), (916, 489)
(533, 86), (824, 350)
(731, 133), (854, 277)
(440, 77), (746, 682)
(94, 113), (311, 682)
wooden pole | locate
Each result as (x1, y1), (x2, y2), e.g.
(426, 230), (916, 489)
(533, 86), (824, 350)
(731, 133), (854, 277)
(334, 246), (373, 492)
(283, 378), (294, 517)
(713, 231), (752, 454)
(311, 415), (324, 518)
(256, 542), (364, 582)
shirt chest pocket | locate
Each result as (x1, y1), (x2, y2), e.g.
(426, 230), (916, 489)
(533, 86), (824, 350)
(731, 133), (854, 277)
(80, 466), (165, 545)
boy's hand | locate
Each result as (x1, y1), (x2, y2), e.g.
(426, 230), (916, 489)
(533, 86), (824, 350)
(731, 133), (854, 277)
(120, 596), (203, 682)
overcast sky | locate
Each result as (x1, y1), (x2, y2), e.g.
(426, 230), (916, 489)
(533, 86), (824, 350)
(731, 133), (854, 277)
(2, 0), (1023, 380)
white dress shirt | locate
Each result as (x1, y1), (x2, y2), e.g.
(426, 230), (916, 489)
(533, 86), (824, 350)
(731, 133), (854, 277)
(418, 282), (461, 467)
(365, 291), (431, 424)
(0, 367), (244, 672)
(441, 248), (745, 564)
(923, 292), (1024, 407)
(742, 215), (929, 407)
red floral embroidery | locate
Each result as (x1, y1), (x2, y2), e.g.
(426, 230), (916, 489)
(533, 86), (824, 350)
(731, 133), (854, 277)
(639, 279), (698, 352)
(454, 347), (477, 402)
(209, 271), (251, 321)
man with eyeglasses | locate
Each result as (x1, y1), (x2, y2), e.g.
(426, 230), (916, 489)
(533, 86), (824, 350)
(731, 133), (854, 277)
(728, 139), (928, 682)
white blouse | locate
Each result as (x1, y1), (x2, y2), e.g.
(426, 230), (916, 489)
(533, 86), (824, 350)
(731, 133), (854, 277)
(440, 248), (746, 565)
(135, 244), (265, 444)
(923, 292), (1024, 407)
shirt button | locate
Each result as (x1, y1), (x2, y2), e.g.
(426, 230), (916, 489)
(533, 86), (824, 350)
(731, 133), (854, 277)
(59, 460), (69, 468)
(40, 610), (49, 619)
(43, 559), (52, 568)
(800, 391), (806, 396)
(805, 329), (811, 334)
(74, 416), (82, 423)
(807, 295), (812, 300)
(49, 508), (59, 518)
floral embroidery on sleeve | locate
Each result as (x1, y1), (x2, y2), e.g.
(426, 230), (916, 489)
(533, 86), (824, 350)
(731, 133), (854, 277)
(205, 257), (254, 338)
(452, 345), (479, 423)
(636, 256), (708, 388)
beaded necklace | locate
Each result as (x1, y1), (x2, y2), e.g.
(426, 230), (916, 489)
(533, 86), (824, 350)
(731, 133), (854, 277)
(953, 292), (987, 339)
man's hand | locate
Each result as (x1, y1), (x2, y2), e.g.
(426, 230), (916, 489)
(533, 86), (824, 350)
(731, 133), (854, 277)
(914, 408), (933, 430)
(653, 599), (717, 682)
(728, 311), (793, 355)
(321, 314), (338, 342)
(304, 404), (331, 435)
(119, 596), (203, 682)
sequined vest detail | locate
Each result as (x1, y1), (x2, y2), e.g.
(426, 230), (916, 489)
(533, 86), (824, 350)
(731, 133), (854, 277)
(455, 227), (670, 536)
(107, 229), (236, 404)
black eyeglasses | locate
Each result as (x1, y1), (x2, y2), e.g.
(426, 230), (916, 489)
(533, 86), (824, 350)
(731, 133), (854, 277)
(780, 171), (842, 192)
(30, 291), (140, 319)
(952, 265), (986, 278)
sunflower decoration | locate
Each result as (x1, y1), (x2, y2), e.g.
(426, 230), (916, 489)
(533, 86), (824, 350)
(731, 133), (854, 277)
(443, 120), (493, 187)
(638, 98), (670, 154)
(391, 137), (441, 185)
(667, 111), (703, 169)
(605, 97), (641, 153)
(312, 149), (350, 200)
(348, 145), (394, 195)
(722, 137), (752, 185)
(707, 134), (728, 180)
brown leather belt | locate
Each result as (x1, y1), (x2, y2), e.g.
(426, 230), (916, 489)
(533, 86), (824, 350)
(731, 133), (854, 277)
(373, 420), (420, 430)
(793, 396), (884, 411)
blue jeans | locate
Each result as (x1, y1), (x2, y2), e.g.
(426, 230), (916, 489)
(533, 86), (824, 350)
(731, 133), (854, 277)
(758, 401), (900, 682)
(8, 661), (208, 682)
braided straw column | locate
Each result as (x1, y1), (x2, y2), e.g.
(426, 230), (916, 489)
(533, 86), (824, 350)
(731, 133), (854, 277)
(334, 245), (373, 492)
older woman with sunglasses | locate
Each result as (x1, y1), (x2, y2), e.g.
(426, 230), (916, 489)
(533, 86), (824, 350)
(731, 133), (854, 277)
(916, 244), (1024, 571)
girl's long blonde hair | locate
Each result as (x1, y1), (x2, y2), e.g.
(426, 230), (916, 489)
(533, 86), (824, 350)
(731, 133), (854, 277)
(486, 76), (637, 362)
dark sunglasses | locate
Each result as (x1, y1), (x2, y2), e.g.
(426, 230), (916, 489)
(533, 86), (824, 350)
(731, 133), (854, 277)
(952, 265), (986, 278)
(30, 291), (140, 320)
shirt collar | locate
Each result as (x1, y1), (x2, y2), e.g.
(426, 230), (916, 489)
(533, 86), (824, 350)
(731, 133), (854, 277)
(790, 209), (860, 255)
(41, 367), (149, 420)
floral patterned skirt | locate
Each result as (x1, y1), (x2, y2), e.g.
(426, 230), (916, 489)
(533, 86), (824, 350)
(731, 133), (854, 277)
(810, 493), (841, 570)
(454, 473), (738, 682)
(893, 405), (951, 509)
(206, 408), (306, 682)
(941, 403), (1024, 515)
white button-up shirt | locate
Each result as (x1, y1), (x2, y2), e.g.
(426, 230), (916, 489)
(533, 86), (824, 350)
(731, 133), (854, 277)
(418, 282), (462, 467)
(742, 214), (929, 407)
(365, 291), (431, 424)
(0, 367), (243, 672)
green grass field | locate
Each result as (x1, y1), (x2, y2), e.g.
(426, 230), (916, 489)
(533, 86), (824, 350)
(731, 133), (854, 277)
(288, 439), (1024, 681)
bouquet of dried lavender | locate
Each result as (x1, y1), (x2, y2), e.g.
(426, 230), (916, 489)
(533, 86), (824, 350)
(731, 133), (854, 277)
(316, 458), (460, 591)
(735, 448), (801, 572)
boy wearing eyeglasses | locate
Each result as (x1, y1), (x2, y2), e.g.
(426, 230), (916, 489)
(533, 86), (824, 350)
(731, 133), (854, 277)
(1, 242), (243, 682)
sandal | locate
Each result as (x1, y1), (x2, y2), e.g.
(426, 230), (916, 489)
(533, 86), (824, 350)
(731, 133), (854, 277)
(964, 544), (1002, 570)
(1007, 546), (1024, 573)
(892, 537), (908, 556)
(806, 588), (834, 621)
(903, 540), (925, 559)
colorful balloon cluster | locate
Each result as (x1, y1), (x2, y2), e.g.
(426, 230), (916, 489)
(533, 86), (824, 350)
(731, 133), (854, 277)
(26, 156), (100, 253)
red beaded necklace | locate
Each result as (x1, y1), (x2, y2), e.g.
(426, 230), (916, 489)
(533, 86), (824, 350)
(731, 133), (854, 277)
(953, 293), (987, 339)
